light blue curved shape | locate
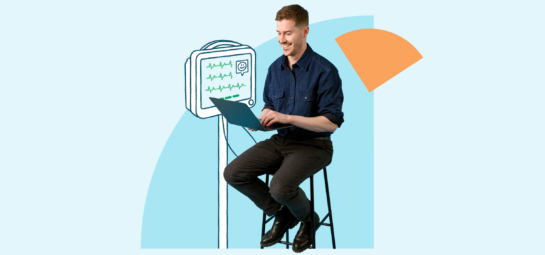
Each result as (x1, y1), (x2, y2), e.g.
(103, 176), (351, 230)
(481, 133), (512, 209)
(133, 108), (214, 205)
(142, 15), (374, 249)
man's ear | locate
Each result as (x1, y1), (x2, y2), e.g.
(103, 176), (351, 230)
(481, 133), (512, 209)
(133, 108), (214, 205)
(303, 25), (309, 37)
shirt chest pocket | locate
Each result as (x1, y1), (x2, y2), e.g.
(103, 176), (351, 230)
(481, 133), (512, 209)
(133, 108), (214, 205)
(269, 89), (286, 112)
(295, 90), (317, 115)
(296, 90), (316, 102)
(270, 89), (285, 100)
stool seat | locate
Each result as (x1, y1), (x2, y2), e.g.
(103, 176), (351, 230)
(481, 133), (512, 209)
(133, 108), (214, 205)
(260, 167), (336, 249)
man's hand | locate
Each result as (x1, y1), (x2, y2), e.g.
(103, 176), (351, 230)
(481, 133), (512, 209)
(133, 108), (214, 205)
(247, 108), (275, 131)
(260, 110), (291, 127)
(247, 108), (338, 133)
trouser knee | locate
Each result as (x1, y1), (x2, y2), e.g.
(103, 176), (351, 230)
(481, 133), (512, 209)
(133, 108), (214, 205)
(269, 180), (296, 204)
(223, 163), (239, 185)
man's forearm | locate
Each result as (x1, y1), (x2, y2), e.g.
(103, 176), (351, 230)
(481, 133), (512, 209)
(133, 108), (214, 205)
(288, 115), (338, 133)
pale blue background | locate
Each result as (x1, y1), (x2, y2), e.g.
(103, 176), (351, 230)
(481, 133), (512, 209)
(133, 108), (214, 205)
(1, 0), (544, 255)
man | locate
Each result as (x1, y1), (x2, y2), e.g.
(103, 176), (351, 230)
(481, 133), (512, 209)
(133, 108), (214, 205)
(223, 4), (344, 253)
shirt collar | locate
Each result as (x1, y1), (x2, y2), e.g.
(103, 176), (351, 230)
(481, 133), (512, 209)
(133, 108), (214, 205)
(279, 43), (313, 71)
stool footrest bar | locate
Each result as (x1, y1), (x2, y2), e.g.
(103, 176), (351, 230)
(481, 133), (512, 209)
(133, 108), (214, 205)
(319, 213), (331, 226)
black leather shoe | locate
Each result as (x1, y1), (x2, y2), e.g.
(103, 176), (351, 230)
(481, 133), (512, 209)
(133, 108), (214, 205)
(260, 206), (300, 247)
(292, 212), (320, 253)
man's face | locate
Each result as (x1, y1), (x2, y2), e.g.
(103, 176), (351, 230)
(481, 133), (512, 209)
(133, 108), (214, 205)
(277, 19), (308, 57)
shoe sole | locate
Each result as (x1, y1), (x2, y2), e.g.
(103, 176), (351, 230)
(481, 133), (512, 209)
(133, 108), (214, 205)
(260, 219), (300, 247)
(292, 244), (310, 253)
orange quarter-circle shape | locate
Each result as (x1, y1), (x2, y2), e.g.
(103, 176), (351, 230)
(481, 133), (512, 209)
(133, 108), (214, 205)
(336, 29), (422, 92)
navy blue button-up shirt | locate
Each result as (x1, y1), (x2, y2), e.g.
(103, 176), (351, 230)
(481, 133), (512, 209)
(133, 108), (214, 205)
(263, 44), (344, 140)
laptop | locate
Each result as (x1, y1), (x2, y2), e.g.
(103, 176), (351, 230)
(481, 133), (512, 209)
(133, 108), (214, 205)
(209, 97), (293, 131)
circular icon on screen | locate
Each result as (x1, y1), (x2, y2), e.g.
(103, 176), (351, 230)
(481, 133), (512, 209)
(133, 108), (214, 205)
(237, 62), (246, 71)
(236, 60), (249, 76)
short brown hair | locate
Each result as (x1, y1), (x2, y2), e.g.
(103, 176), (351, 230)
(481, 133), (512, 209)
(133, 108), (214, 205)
(275, 4), (309, 27)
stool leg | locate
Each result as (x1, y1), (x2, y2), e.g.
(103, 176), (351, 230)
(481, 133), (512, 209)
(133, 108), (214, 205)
(261, 174), (269, 249)
(286, 228), (289, 249)
(323, 168), (336, 249)
(310, 174), (316, 249)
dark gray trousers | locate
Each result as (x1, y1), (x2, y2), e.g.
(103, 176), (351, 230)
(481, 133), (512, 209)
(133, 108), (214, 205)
(223, 134), (333, 222)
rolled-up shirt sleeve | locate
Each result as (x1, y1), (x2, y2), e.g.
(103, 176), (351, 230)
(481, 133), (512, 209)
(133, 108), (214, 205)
(316, 68), (344, 127)
(262, 66), (275, 111)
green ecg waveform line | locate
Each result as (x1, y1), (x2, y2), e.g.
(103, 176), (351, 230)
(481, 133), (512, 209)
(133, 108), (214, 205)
(205, 61), (232, 70)
(206, 72), (233, 81)
(205, 83), (246, 93)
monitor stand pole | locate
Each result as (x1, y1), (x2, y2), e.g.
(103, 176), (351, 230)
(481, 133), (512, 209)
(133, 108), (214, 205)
(218, 115), (228, 249)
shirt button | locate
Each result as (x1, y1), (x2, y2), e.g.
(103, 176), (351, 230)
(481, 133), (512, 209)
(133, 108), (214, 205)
(305, 97), (307, 99)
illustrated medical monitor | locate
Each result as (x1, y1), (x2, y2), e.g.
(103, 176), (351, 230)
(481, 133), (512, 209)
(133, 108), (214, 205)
(186, 44), (256, 119)
(201, 54), (252, 108)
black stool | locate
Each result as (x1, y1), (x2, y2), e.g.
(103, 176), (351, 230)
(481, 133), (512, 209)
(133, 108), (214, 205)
(260, 167), (336, 249)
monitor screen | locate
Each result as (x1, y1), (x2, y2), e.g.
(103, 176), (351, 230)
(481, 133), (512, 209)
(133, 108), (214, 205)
(200, 53), (253, 109)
